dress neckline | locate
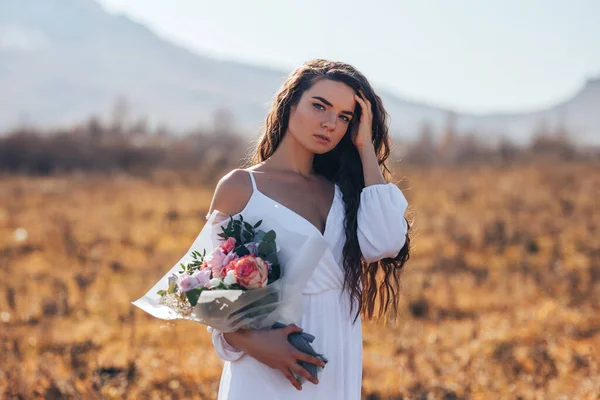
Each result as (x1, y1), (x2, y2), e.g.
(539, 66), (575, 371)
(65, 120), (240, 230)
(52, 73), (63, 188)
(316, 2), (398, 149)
(249, 181), (338, 238)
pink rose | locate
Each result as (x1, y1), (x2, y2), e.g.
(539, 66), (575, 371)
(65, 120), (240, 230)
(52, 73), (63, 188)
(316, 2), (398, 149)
(177, 275), (197, 292)
(191, 268), (211, 287)
(220, 237), (237, 253)
(177, 268), (211, 292)
(205, 248), (227, 277)
(232, 255), (269, 289)
(206, 247), (240, 279)
(218, 251), (239, 278)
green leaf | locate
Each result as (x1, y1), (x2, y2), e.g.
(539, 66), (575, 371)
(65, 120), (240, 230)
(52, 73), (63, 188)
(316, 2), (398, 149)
(157, 290), (166, 296)
(235, 245), (250, 257)
(168, 278), (178, 294)
(266, 253), (279, 266)
(185, 288), (204, 307)
(269, 263), (281, 281)
(253, 220), (262, 228)
(258, 241), (275, 255)
(263, 230), (276, 242)
(192, 250), (204, 260)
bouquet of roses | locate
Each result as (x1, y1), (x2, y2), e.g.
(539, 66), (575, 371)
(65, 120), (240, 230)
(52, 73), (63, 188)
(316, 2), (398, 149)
(133, 211), (329, 381)
(156, 215), (285, 331)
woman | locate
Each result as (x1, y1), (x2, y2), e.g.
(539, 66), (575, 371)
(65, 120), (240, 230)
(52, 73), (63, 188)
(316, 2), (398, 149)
(206, 59), (411, 399)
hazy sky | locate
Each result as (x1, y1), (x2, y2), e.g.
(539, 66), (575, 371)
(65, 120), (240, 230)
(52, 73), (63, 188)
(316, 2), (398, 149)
(97, 0), (599, 114)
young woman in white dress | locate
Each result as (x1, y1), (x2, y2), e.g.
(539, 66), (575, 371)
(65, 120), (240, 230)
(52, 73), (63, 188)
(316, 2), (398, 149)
(206, 59), (411, 399)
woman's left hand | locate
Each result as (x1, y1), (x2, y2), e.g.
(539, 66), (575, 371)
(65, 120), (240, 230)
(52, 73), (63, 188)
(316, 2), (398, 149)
(352, 90), (373, 150)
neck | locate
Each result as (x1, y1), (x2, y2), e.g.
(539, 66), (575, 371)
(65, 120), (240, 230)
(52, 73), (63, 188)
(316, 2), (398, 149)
(263, 132), (315, 177)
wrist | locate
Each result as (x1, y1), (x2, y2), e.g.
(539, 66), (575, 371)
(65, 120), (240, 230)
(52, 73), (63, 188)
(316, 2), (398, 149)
(223, 330), (249, 351)
(357, 142), (375, 157)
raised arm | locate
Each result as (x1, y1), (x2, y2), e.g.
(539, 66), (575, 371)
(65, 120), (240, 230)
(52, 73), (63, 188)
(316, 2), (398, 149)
(352, 91), (409, 263)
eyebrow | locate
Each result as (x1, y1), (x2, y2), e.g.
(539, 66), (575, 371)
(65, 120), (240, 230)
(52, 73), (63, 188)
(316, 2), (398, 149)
(312, 96), (354, 116)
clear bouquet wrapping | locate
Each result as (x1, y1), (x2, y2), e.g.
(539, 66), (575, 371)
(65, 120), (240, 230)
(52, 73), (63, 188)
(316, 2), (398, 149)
(132, 209), (330, 381)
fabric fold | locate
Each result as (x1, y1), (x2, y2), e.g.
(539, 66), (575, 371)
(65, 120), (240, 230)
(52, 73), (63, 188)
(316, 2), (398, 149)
(357, 183), (409, 263)
(208, 326), (245, 362)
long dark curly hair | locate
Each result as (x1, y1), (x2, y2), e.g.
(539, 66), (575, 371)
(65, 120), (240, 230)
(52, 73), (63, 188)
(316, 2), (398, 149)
(249, 59), (411, 322)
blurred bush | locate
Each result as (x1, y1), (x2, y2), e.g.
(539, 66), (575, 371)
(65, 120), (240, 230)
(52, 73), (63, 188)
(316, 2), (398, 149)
(1, 114), (599, 178)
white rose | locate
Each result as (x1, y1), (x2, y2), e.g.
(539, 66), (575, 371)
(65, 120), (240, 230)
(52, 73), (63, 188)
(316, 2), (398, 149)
(209, 278), (222, 288)
(223, 270), (237, 286)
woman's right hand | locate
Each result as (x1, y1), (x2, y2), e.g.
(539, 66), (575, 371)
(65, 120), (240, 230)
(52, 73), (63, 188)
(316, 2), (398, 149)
(223, 324), (325, 391)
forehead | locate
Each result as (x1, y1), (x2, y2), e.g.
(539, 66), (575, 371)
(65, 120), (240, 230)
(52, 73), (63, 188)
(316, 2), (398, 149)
(303, 79), (356, 110)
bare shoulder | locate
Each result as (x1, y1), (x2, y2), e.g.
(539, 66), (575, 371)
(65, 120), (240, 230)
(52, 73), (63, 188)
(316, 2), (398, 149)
(208, 169), (253, 216)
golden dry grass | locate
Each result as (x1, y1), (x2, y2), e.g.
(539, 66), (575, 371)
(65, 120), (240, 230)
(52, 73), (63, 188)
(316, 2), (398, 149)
(0, 163), (599, 399)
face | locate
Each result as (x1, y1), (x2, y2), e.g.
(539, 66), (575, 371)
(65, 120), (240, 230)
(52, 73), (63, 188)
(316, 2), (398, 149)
(287, 79), (356, 154)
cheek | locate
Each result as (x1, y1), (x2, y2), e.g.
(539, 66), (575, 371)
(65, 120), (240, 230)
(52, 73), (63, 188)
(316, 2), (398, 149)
(289, 105), (319, 132)
(333, 123), (350, 141)
(298, 104), (320, 124)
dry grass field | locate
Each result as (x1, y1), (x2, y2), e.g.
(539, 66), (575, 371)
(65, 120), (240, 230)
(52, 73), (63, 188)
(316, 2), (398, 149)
(1, 162), (598, 399)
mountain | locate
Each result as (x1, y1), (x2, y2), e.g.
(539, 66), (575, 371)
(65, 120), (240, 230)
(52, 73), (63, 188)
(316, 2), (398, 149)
(0, 0), (288, 134)
(1, 0), (598, 145)
(401, 77), (600, 146)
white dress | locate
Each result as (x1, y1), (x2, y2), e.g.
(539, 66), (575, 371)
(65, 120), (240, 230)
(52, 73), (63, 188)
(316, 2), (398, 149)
(208, 170), (409, 400)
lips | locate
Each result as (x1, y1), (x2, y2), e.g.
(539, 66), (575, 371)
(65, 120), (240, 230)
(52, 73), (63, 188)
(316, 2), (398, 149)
(314, 134), (330, 143)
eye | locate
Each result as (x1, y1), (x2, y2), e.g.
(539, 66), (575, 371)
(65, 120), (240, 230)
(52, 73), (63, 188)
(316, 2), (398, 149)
(339, 115), (351, 123)
(312, 103), (325, 111)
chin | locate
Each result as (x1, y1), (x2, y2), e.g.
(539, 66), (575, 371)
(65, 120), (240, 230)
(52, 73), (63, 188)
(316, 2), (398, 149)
(309, 144), (334, 155)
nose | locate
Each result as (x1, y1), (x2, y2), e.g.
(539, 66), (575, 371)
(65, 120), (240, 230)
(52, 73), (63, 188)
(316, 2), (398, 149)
(321, 112), (336, 131)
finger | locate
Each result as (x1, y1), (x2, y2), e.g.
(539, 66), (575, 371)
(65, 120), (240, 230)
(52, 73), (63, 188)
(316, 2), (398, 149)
(282, 367), (303, 391)
(293, 350), (326, 367)
(354, 94), (367, 111)
(355, 93), (372, 118)
(290, 361), (318, 385)
(354, 93), (365, 105)
(358, 89), (369, 103)
(359, 89), (373, 115)
(283, 324), (303, 335)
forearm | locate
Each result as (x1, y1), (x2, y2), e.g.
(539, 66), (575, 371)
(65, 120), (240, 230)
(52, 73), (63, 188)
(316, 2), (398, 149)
(223, 330), (252, 352)
(358, 143), (386, 187)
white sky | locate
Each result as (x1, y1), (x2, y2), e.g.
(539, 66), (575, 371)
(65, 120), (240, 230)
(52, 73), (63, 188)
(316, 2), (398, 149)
(97, 0), (600, 114)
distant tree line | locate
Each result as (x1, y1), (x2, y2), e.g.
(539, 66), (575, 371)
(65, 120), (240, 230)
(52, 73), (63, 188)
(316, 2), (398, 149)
(396, 112), (599, 167)
(0, 110), (598, 176)
(0, 114), (248, 180)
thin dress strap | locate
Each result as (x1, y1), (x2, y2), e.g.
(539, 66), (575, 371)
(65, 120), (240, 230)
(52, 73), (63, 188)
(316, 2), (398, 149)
(247, 170), (257, 192)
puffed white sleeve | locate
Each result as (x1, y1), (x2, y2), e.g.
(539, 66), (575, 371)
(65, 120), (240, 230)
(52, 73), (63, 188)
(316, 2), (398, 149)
(207, 326), (245, 362)
(357, 183), (409, 263)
